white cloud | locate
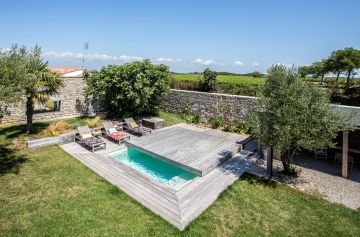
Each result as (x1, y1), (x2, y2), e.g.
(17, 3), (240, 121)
(42, 50), (143, 62)
(194, 58), (220, 66)
(253, 62), (259, 66)
(157, 57), (174, 62)
(233, 61), (243, 66)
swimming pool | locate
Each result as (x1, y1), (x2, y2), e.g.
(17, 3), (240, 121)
(110, 147), (197, 189)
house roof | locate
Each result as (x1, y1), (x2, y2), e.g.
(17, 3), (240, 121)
(333, 104), (360, 127)
(49, 67), (83, 77)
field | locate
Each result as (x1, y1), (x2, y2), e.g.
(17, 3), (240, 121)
(172, 73), (266, 85)
(1, 114), (360, 236)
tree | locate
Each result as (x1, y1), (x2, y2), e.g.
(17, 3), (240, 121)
(0, 46), (27, 116)
(198, 68), (217, 92)
(309, 59), (330, 85)
(250, 65), (352, 174)
(85, 59), (170, 117)
(0, 45), (63, 132)
(337, 47), (360, 92)
(327, 49), (347, 86)
(298, 65), (310, 78)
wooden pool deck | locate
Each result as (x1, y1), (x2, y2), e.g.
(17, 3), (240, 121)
(60, 124), (264, 230)
(126, 124), (250, 176)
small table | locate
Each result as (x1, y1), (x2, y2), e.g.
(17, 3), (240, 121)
(142, 117), (165, 129)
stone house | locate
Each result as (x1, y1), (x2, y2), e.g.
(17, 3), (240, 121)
(0, 67), (89, 124)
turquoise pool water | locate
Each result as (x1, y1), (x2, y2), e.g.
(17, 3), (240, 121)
(111, 147), (197, 189)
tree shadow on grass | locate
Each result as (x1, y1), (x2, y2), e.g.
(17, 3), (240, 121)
(241, 173), (278, 188)
(0, 143), (28, 175)
(1, 123), (49, 140)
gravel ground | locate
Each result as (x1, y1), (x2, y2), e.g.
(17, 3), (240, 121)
(241, 153), (360, 210)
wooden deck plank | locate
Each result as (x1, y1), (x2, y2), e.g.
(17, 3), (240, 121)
(60, 124), (261, 230)
(127, 124), (248, 176)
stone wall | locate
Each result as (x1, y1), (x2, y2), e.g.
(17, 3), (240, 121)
(161, 89), (258, 121)
(0, 77), (88, 124)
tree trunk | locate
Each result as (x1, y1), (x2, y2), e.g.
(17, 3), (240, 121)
(280, 153), (291, 174)
(335, 71), (341, 87)
(26, 96), (34, 133)
(320, 74), (324, 85)
(345, 71), (351, 94)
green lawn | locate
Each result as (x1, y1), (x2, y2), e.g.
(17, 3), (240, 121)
(1, 117), (360, 236)
(172, 73), (266, 85)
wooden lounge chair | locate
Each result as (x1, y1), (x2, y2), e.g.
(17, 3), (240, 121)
(75, 126), (106, 152)
(102, 121), (130, 144)
(123, 118), (152, 135)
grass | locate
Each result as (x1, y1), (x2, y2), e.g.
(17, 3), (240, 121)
(158, 111), (185, 126)
(1, 117), (360, 236)
(172, 73), (266, 85)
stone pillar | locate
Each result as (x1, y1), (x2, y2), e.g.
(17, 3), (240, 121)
(342, 130), (349, 178)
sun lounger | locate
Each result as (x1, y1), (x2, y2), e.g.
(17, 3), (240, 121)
(102, 121), (130, 144)
(123, 118), (152, 135)
(75, 126), (106, 152)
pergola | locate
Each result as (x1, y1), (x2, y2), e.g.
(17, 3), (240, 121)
(335, 105), (360, 178)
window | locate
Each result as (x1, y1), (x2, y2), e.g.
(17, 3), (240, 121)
(34, 100), (62, 113)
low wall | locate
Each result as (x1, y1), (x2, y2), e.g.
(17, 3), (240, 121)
(161, 89), (258, 121)
(26, 132), (76, 148)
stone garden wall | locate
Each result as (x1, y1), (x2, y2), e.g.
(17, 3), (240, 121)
(161, 89), (258, 121)
(0, 77), (88, 124)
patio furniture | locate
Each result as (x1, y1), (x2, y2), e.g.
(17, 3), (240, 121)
(334, 153), (354, 171)
(75, 126), (106, 152)
(314, 149), (328, 161)
(123, 118), (152, 135)
(142, 117), (165, 129)
(102, 121), (130, 144)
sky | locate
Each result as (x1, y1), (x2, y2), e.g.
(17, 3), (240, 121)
(1, 0), (360, 73)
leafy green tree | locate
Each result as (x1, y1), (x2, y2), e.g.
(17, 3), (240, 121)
(0, 46), (27, 116)
(250, 65), (352, 174)
(85, 59), (170, 117)
(327, 49), (347, 86)
(198, 68), (217, 92)
(309, 59), (330, 85)
(0, 45), (63, 132)
(338, 47), (360, 92)
(298, 65), (310, 78)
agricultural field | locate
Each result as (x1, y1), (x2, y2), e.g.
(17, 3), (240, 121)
(172, 73), (266, 85)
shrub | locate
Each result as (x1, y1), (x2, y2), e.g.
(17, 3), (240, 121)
(85, 116), (102, 128)
(210, 118), (224, 129)
(229, 122), (250, 134)
(42, 121), (69, 136)
(198, 68), (217, 92)
(85, 59), (171, 117)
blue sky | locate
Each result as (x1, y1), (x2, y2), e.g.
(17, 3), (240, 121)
(1, 0), (360, 73)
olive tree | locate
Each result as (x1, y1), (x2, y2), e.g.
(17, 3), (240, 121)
(85, 59), (171, 117)
(251, 65), (352, 174)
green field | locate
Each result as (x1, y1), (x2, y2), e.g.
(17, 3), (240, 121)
(1, 114), (360, 236)
(172, 73), (266, 85)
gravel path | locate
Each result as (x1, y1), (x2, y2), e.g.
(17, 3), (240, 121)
(241, 153), (360, 210)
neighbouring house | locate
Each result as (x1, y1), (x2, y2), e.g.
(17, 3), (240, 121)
(0, 66), (90, 124)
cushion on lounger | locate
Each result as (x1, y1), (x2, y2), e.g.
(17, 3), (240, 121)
(129, 122), (138, 128)
(108, 127), (117, 134)
(108, 132), (128, 140)
(82, 134), (93, 139)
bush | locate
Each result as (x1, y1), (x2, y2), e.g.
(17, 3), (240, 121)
(85, 116), (102, 128)
(85, 60), (171, 117)
(210, 118), (224, 129)
(182, 114), (202, 124)
(42, 121), (69, 136)
(198, 68), (217, 92)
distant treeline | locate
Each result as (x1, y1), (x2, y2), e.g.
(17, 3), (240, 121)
(172, 71), (266, 78)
